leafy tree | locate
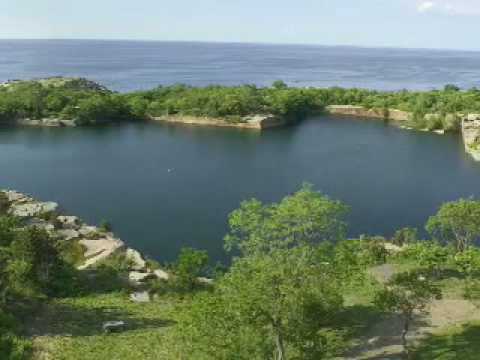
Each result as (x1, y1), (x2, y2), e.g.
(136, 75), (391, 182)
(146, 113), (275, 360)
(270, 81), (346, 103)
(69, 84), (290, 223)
(444, 84), (460, 92)
(175, 246), (344, 360)
(374, 271), (442, 358)
(426, 199), (480, 252)
(391, 227), (417, 246)
(224, 184), (349, 256)
(173, 247), (209, 292)
(272, 80), (288, 90)
(454, 248), (480, 299)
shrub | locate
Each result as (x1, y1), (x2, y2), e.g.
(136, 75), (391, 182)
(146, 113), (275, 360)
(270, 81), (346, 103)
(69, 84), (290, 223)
(171, 248), (209, 292)
(391, 227), (417, 246)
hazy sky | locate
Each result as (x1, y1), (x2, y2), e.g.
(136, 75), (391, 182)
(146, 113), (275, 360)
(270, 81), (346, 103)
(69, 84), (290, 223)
(1, 0), (479, 50)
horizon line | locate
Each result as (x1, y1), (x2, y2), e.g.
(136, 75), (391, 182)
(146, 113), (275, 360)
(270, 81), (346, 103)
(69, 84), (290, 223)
(0, 37), (479, 53)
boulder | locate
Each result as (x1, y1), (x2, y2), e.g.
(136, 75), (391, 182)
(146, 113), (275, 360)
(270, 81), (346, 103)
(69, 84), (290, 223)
(130, 291), (150, 303)
(102, 321), (126, 333)
(384, 242), (403, 253)
(24, 218), (55, 232)
(9, 201), (58, 217)
(78, 225), (99, 237)
(56, 229), (80, 241)
(57, 215), (81, 229)
(125, 248), (146, 271)
(3, 190), (32, 203)
(153, 269), (170, 281)
(129, 271), (155, 285)
(197, 277), (214, 285)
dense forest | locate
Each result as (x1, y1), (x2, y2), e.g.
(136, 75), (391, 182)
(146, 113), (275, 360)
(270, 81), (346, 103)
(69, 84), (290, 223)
(2, 187), (480, 359)
(2, 78), (480, 129)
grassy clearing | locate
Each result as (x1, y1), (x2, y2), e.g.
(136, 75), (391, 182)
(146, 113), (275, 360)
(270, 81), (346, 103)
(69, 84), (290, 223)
(31, 292), (184, 360)
(413, 322), (480, 359)
(29, 256), (480, 359)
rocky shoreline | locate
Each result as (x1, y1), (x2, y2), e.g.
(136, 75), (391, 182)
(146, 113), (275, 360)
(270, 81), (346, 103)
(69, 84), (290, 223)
(462, 114), (480, 161)
(0, 189), (169, 289)
(11, 113), (286, 130)
(151, 114), (285, 129)
(326, 105), (480, 161)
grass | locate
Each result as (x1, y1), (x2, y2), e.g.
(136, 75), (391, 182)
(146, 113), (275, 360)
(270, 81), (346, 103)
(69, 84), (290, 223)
(28, 256), (480, 359)
(31, 292), (185, 360)
(413, 322), (480, 359)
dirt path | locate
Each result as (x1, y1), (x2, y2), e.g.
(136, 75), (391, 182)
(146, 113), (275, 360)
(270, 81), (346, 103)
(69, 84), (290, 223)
(345, 264), (480, 359)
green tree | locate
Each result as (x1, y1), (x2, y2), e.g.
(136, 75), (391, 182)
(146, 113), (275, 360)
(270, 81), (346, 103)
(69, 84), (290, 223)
(454, 248), (480, 299)
(175, 246), (344, 360)
(272, 80), (288, 90)
(224, 184), (349, 256)
(374, 271), (442, 358)
(426, 199), (480, 252)
(391, 227), (418, 246)
(173, 247), (209, 292)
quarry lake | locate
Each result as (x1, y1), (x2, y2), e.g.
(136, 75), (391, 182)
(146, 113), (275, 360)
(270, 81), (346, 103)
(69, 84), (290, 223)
(1, 116), (480, 262)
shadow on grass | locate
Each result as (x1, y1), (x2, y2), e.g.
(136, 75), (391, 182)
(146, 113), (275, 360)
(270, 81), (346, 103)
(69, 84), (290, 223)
(334, 304), (385, 339)
(338, 306), (431, 359)
(413, 323), (480, 360)
(27, 301), (175, 338)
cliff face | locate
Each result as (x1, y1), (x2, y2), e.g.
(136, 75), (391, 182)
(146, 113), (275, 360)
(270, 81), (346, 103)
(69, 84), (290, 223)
(325, 105), (410, 121)
(151, 114), (285, 130)
(462, 114), (480, 161)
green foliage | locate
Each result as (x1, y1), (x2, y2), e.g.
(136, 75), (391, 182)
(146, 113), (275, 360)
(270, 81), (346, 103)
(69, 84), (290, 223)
(99, 220), (112, 232)
(413, 322), (480, 360)
(224, 184), (349, 256)
(426, 199), (480, 252)
(399, 242), (451, 276)
(2, 79), (480, 128)
(0, 193), (9, 214)
(272, 80), (288, 89)
(375, 271), (442, 356)
(0, 310), (31, 360)
(175, 247), (344, 360)
(453, 248), (480, 299)
(392, 227), (418, 246)
(172, 247), (209, 292)
(0, 217), (80, 302)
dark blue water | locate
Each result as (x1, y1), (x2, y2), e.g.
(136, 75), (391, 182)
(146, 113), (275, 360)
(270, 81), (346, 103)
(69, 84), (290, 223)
(2, 40), (480, 263)
(1, 40), (480, 92)
(1, 117), (480, 263)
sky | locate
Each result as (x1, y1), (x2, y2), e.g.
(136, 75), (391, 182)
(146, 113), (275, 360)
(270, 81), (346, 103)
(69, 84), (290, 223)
(1, 0), (479, 50)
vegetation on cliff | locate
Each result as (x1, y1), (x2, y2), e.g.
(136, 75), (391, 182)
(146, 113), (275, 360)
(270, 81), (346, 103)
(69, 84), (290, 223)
(2, 78), (480, 129)
(2, 186), (480, 359)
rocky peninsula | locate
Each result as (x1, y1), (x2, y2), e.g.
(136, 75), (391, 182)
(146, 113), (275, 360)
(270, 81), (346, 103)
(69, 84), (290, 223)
(0, 189), (170, 291)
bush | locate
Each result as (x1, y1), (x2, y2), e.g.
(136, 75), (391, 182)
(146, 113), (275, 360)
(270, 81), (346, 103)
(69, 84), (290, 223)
(170, 248), (209, 293)
(391, 227), (417, 246)
(0, 311), (32, 360)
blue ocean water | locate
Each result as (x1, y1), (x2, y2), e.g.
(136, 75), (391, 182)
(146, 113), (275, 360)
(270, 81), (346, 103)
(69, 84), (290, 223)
(1, 40), (480, 92)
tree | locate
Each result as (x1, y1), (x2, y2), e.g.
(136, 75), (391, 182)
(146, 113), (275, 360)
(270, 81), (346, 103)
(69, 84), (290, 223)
(374, 271), (441, 358)
(224, 184), (349, 256)
(175, 246), (344, 360)
(391, 227), (417, 247)
(426, 199), (480, 252)
(272, 80), (288, 90)
(453, 248), (480, 299)
(173, 247), (209, 292)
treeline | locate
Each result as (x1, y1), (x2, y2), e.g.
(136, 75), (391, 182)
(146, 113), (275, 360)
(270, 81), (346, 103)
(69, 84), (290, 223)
(2, 78), (480, 128)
